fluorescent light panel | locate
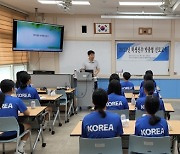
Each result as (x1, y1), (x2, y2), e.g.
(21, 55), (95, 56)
(119, 2), (163, 6)
(117, 12), (164, 15)
(38, 0), (90, 5)
(101, 15), (180, 19)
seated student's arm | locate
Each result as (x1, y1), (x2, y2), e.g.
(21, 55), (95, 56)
(164, 121), (169, 136)
(159, 99), (165, 111)
(123, 97), (129, 109)
(116, 117), (123, 136)
(18, 98), (30, 116)
(134, 119), (141, 136)
(81, 120), (87, 138)
(34, 89), (40, 100)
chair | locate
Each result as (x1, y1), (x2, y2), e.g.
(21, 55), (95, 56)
(135, 110), (165, 120)
(0, 117), (32, 154)
(22, 99), (48, 147)
(56, 89), (74, 123)
(108, 109), (129, 119)
(79, 137), (123, 154)
(128, 135), (171, 154)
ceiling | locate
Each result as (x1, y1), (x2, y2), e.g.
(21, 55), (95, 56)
(0, 0), (180, 15)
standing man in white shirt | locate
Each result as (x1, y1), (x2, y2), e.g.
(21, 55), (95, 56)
(82, 50), (100, 89)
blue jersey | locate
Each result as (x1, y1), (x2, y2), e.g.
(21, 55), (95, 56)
(0, 95), (27, 136)
(140, 80), (157, 89)
(139, 87), (159, 98)
(82, 111), (123, 138)
(16, 86), (40, 100)
(105, 88), (125, 96)
(135, 115), (169, 137)
(135, 96), (165, 111)
(107, 93), (129, 110)
(121, 81), (134, 91)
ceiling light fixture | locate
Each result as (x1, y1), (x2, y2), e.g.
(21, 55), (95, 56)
(119, 2), (163, 6)
(38, 0), (90, 5)
(101, 15), (180, 19)
(116, 12), (165, 15)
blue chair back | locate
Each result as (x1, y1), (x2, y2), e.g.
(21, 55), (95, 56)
(79, 137), (123, 154)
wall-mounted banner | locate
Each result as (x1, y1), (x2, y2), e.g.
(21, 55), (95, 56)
(117, 42), (169, 61)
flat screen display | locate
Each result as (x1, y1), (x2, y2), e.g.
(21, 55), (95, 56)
(13, 20), (64, 52)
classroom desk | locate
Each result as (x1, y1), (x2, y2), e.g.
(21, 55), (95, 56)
(39, 94), (62, 101)
(39, 94), (62, 134)
(70, 120), (180, 136)
(134, 86), (160, 91)
(128, 103), (174, 112)
(125, 93), (139, 99)
(19, 106), (47, 151)
(37, 88), (75, 94)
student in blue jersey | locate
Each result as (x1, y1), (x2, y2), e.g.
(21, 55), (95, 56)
(136, 80), (165, 111)
(16, 72), (40, 100)
(0, 79), (31, 154)
(140, 70), (157, 88)
(106, 79), (129, 110)
(107, 73), (125, 96)
(121, 72), (134, 92)
(139, 73), (159, 98)
(16, 72), (50, 129)
(135, 95), (169, 137)
(82, 89), (123, 138)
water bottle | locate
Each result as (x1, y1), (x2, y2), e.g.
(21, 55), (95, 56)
(31, 100), (36, 109)
(131, 95), (136, 105)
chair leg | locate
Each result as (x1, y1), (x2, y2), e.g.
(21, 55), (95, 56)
(16, 139), (20, 154)
(29, 131), (33, 154)
(65, 103), (68, 123)
(2, 143), (5, 154)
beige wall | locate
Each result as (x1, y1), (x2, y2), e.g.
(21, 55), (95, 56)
(29, 14), (180, 77)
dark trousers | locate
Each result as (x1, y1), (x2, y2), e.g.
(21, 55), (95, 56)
(94, 81), (98, 90)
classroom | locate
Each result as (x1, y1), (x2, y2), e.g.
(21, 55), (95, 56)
(0, 0), (180, 154)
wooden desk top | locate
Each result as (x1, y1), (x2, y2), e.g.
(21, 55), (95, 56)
(128, 103), (174, 112)
(134, 86), (160, 91)
(39, 94), (62, 101)
(70, 120), (180, 136)
(37, 88), (75, 94)
(125, 93), (139, 99)
(19, 106), (47, 117)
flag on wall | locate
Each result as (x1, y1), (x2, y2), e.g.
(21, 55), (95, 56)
(94, 23), (111, 34)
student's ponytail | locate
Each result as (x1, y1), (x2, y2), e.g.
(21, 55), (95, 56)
(0, 93), (5, 108)
(145, 95), (161, 126)
(148, 90), (154, 95)
(149, 115), (160, 125)
(20, 82), (27, 89)
(19, 72), (31, 89)
(93, 89), (108, 118)
(95, 105), (106, 118)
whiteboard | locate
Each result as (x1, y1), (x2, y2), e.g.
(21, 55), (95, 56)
(59, 41), (111, 75)
(116, 41), (170, 75)
(174, 42), (180, 75)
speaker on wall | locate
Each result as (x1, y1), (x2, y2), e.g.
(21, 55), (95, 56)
(82, 25), (87, 33)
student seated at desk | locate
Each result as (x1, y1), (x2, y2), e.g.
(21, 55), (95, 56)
(135, 95), (169, 137)
(16, 72), (50, 130)
(0, 79), (31, 154)
(16, 72), (40, 100)
(136, 80), (165, 111)
(106, 79), (129, 110)
(106, 73), (125, 96)
(139, 74), (159, 98)
(140, 70), (157, 89)
(82, 89), (123, 138)
(121, 72), (134, 92)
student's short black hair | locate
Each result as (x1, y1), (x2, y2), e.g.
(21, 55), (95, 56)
(87, 50), (95, 55)
(107, 79), (122, 95)
(109, 73), (120, 82)
(0, 79), (15, 108)
(93, 88), (108, 118)
(145, 95), (160, 125)
(143, 80), (155, 95)
(123, 72), (131, 80)
(145, 70), (153, 76)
